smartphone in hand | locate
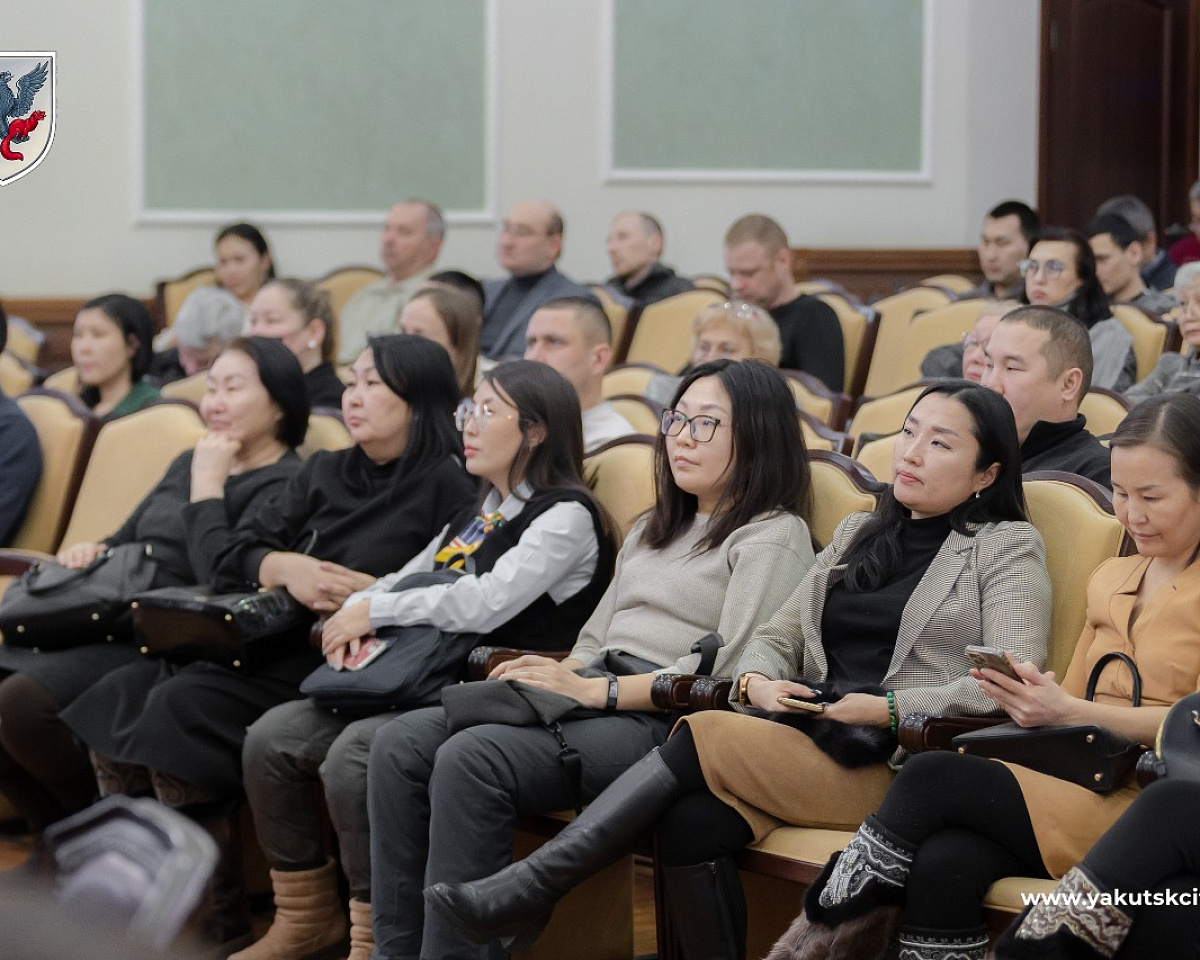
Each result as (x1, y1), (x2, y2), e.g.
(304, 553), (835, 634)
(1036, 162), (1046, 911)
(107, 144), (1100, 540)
(341, 636), (392, 672)
(777, 696), (827, 713)
(964, 645), (1021, 682)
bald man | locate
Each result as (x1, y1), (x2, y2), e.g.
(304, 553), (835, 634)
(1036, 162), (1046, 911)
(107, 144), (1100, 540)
(480, 199), (595, 360)
(604, 211), (694, 305)
(338, 200), (444, 363)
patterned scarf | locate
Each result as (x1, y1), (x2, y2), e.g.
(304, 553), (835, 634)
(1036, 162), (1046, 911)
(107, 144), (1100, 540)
(434, 510), (505, 570)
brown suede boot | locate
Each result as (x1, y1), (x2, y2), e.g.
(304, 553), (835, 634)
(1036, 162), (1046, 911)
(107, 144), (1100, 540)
(344, 898), (374, 960)
(228, 859), (348, 960)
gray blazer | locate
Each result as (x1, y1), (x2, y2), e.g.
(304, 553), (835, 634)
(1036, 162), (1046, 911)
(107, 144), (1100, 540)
(1125, 348), (1200, 400)
(480, 266), (595, 360)
(733, 511), (1050, 721)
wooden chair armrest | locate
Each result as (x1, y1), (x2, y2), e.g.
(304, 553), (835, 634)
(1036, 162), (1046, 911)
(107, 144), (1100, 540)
(1135, 749), (1164, 788)
(0, 550), (54, 578)
(308, 619), (325, 653)
(688, 676), (735, 711)
(897, 714), (1008, 753)
(466, 646), (570, 681)
(650, 673), (700, 712)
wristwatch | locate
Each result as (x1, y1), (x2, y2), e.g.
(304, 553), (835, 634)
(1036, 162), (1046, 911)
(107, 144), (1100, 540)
(604, 673), (620, 712)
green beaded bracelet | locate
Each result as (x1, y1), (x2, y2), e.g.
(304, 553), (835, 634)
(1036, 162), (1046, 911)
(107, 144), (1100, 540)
(887, 691), (898, 733)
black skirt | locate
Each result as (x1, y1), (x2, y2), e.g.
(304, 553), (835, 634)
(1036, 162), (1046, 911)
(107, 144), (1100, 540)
(0, 642), (141, 707)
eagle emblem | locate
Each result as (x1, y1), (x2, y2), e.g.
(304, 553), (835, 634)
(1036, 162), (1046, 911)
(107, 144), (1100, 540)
(0, 53), (55, 185)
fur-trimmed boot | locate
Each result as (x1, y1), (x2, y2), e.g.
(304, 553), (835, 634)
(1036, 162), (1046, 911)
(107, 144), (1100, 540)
(992, 866), (1133, 959)
(764, 814), (914, 960)
(345, 898), (374, 960)
(660, 857), (747, 960)
(227, 859), (348, 960)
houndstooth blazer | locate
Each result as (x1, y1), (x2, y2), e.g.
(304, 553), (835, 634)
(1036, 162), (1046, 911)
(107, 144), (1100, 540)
(732, 511), (1051, 721)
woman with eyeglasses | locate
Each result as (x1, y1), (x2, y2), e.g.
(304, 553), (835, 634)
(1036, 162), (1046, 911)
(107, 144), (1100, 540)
(1020, 227), (1137, 391)
(229, 360), (616, 960)
(920, 300), (1018, 383)
(427, 380), (1051, 960)
(366, 359), (815, 960)
(61, 335), (475, 952)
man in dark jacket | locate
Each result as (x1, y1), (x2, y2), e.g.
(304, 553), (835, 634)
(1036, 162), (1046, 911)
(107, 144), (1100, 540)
(603, 211), (694, 306)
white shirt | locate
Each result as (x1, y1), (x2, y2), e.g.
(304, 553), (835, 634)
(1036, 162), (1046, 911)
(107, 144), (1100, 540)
(583, 401), (636, 453)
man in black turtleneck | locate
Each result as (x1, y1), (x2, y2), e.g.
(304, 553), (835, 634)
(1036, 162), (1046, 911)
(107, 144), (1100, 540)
(981, 305), (1111, 488)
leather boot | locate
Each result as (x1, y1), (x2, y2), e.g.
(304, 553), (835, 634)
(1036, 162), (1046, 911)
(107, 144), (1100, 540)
(227, 859), (348, 960)
(424, 748), (682, 951)
(993, 866), (1132, 959)
(193, 811), (254, 954)
(895, 926), (989, 960)
(344, 897), (374, 960)
(661, 857), (747, 960)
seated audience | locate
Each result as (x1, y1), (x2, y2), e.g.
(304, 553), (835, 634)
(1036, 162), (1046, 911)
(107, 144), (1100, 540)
(59, 336), (476, 951)
(234, 361), (616, 960)
(968, 200), (1040, 301)
(0, 304), (41, 546)
(790, 392), (1200, 960)
(248, 278), (346, 407)
(0, 338), (307, 831)
(645, 299), (782, 407)
(427, 381), (1050, 960)
(337, 200), (444, 364)
(398, 286), (481, 397)
(724, 214), (844, 391)
(920, 300), (1018, 382)
(214, 222), (275, 320)
(367, 359), (816, 959)
(523, 297), (635, 450)
(1085, 213), (1177, 315)
(1168, 179), (1200, 267)
(71, 294), (160, 421)
(480, 199), (594, 361)
(1096, 194), (1177, 290)
(1021, 228), (1136, 392)
(1126, 261), (1200, 401)
(147, 286), (245, 385)
(423, 269), (485, 312)
(983, 305), (1111, 486)
(604, 211), (695, 305)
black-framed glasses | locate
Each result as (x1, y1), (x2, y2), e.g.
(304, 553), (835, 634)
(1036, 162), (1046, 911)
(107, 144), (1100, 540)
(455, 399), (518, 432)
(661, 409), (723, 442)
(1018, 258), (1067, 279)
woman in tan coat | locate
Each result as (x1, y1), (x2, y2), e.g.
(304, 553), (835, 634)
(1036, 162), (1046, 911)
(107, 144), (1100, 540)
(783, 392), (1200, 960)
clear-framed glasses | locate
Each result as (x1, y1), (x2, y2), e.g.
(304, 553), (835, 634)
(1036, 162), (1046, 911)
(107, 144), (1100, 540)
(661, 409), (723, 443)
(455, 399), (518, 432)
(962, 332), (989, 351)
(1018, 258), (1067, 279)
(497, 221), (554, 239)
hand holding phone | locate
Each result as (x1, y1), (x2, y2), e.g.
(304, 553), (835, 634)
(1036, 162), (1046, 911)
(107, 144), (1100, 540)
(965, 645), (1021, 682)
(777, 696), (827, 713)
(341, 636), (392, 672)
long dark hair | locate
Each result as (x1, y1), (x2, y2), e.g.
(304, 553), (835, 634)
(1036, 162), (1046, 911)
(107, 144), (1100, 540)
(643, 359), (812, 552)
(219, 337), (310, 448)
(368, 334), (463, 473)
(1110, 393), (1200, 566)
(1026, 227), (1111, 328)
(76, 294), (155, 408)
(215, 222), (276, 281)
(840, 380), (1027, 592)
(478, 360), (598, 513)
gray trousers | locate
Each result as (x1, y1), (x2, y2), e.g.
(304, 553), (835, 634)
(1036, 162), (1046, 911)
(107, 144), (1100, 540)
(367, 705), (673, 960)
(243, 699), (400, 897)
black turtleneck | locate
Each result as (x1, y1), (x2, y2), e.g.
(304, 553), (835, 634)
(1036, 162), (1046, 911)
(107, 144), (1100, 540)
(821, 512), (953, 688)
(1020, 416), (1111, 488)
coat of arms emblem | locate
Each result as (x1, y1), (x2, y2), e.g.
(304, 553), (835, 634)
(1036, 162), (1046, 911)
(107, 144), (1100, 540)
(0, 52), (55, 186)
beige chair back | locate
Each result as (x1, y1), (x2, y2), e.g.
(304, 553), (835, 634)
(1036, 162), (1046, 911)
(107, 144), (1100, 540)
(1110, 304), (1169, 382)
(691, 274), (731, 296)
(607, 395), (662, 437)
(602, 364), (664, 400)
(584, 436), (657, 543)
(921, 274), (979, 296)
(807, 450), (883, 549)
(155, 267), (217, 328)
(848, 385), (925, 451)
(898, 300), (986, 385)
(4, 317), (45, 364)
(588, 285), (631, 364)
(1078, 389), (1132, 437)
(316, 265), (385, 323)
(624, 290), (724, 372)
(298, 411), (354, 460)
(60, 402), (208, 547)
(160, 372), (209, 404)
(43, 366), (81, 395)
(0, 353), (34, 395)
(855, 432), (898, 483)
(783, 371), (836, 426)
(1023, 474), (1126, 677)
(11, 390), (101, 553)
(800, 419), (836, 452)
(864, 287), (952, 396)
(815, 293), (875, 397)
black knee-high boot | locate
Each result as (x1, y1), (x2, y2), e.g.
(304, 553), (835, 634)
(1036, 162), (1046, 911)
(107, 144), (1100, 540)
(661, 857), (747, 960)
(424, 748), (682, 952)
(993, 865), (1133, 959)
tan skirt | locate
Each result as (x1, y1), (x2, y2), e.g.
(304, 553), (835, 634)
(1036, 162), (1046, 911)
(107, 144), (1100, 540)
(677, 711), (896, 842)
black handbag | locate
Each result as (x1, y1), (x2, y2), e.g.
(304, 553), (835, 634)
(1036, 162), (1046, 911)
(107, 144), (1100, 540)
(299, 570), (478, 717)
(951, 651), (1144, 793)
(1144, 691), (1200, 784)
(0, 543), (158, 650)
(132, 585), (314, 670)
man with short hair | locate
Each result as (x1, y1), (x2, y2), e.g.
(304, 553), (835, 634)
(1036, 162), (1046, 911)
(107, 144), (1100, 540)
(723, 214), (844, 391)
(523, 297), (635, 452)
(1095, 194), (1177, 291)
(1085, 213), (1177, 315)
(981, 305), (1110, 487)
(0, 307), (41, 546)
(968, 200), (1040, 300)
(480, 199), (595, 361)
(604, 211), (694, 305)
(338, 200), (444, 363)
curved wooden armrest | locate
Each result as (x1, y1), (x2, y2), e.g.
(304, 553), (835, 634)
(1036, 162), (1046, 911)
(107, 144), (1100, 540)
(688, 676), (735, 711)
(897, 714), (1007, 753)
(0, 550), (55, 578)
(1135, 749), (1164, 788)
(308, 619), (325, 653)
(650, 673), (700, 712)
(466, 646), (570, 682)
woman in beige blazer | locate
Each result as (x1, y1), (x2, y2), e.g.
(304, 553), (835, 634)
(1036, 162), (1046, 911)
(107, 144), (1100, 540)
(785, 393), (1200, 960)
(424, 381), (1052, 959)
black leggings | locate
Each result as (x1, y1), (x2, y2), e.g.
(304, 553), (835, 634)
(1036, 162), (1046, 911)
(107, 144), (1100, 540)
(874, 751), (1049, 931)
(657, 725), (754, 866)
